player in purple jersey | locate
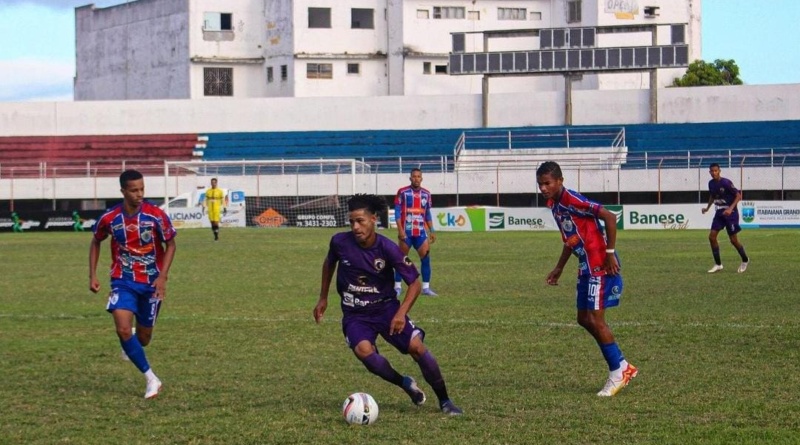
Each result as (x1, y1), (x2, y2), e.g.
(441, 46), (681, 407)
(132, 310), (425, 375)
(314, 194), (462, 415)
(537, 161), (638, 397)
(89, 170), (177, 399)
(701, 163), (749, 273)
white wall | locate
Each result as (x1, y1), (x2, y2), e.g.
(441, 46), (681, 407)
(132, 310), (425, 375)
(3, 84), (800, 136)
(75, 0), (191, 100)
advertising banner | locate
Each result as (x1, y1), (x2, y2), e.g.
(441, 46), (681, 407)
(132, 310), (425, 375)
(621, 204), (713, 230)
(740, 201), (800, 228)
(0, 210), (100, 232)
(431, 207), (558, 232)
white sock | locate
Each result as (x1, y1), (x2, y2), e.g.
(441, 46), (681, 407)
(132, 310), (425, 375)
(145, 369), (158, 381)
(394, 282), (402, 289)
(423, 282), (430, 290)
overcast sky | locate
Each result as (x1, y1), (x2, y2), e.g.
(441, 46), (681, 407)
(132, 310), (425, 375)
(1, 0), (798, 102)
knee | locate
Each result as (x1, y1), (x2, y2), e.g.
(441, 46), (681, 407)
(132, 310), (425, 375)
(138, 332), (152, 347)
(408, 342), (427, 361)
(115, 326), (134, 341)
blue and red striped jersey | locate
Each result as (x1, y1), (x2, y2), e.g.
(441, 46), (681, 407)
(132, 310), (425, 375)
(547, 189), (610, 277)
(93, 201), (177, 284)
(394, 186), (433, 236)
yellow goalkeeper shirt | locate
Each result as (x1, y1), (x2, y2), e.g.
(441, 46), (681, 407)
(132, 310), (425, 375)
(205, 188), (225, 221)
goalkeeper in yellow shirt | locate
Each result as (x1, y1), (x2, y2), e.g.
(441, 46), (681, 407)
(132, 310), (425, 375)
(202, 178), (228, 241)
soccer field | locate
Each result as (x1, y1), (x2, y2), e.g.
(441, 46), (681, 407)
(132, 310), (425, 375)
(1, 228), (799, 444)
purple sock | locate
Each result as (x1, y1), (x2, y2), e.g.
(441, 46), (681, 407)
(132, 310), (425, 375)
(121, 336), (151, 373)
(361, 353), (404, 386)
(417, 350), (449, 404)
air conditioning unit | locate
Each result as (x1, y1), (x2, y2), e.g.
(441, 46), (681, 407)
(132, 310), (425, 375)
(644, 6), (660, 18)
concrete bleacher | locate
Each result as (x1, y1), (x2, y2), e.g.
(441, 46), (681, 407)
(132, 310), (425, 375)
(0, 134), (199, 176)
(199, 120), (800, 169)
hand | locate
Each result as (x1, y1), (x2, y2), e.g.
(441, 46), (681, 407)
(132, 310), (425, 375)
(701, 208), (708, 214)
(223, 207), (227, 216)
(723, 208), (732, 216)
(151, 276), (167, 300)
(429, 232), (437, 244)
(397, 232), (406, 242)
(604, 253), (620, 275)
(313, 300), (328, 324)
(89, 278), (101, 293)
(546, 268), (562, 286)
(389, 313), (406, 335)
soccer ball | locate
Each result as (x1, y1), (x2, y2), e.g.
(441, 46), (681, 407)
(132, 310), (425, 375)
(342, 392), (379, 425)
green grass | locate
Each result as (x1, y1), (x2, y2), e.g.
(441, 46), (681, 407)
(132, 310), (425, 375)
(1, 228), (799, 444)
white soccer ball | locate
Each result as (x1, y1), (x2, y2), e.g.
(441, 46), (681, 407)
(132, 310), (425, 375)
(342, 392), (379, 425)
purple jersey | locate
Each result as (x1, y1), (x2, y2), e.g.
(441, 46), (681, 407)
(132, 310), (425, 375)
(326, 232), (419, 315)
(708, 177), (739, 212)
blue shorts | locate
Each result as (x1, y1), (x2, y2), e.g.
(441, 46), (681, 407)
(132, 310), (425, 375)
(402, 231), (428, 250)
(575, 274), (623, 311)
(106, 279), (162, 327)
(711, 210), (741, 236)
(342, 300), (426, 354)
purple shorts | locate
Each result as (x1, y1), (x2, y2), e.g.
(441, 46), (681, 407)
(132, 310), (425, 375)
(711, 210), (741, 235)
(342, 300), (425, 354)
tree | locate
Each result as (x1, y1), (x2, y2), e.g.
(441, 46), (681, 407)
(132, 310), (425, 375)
(672, 59), (743, 87)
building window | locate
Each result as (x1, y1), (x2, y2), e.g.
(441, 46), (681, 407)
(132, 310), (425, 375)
(347, 63), (360, 75)
(567, 0), (582, 23)
(203, 12), (232, 31)
(435, 64), (448, 74)
(433, 6), (465, 19)
(204, 67), (233, 96)
(267, 66), (273, 83)
(308, 7), (331, 28)
(530, 11), (542, 20)
(281, 65), (288, 81)
(307, 63), (333, 79)
(351, 8), (374, 29)
(423, 62), (431, 74)
(468, 11), (480, 20)
(417, 9), (429, 19)
(498, 8), (526, 20)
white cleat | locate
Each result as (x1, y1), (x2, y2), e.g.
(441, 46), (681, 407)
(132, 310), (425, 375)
(121, 349), (130, 361)
(707, 264), (724, 273)
(597, 363), (638, 397)
(145, 377), (162, 399)
(737, 262), (749, 273)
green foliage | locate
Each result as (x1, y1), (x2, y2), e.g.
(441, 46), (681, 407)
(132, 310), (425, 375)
(1, 229), (800, 444)
(673, 59), (744, 87)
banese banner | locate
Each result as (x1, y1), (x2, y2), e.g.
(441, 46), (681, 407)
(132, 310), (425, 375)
(431, 207), (558, 232)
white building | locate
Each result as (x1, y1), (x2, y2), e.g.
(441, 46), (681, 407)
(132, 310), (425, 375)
(74, 0), (701, 101)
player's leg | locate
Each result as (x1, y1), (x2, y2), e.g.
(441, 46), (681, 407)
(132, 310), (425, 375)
(576, 275), (636, 397)
(211, 220), (219, 240)
(416, 238), (437, 296)
(726, 217), (749, 272)
(406, 334), (462, 414)
(345, 317), (405, 388)
(707, 216), (725, 272)
(394, 237), (412, 295)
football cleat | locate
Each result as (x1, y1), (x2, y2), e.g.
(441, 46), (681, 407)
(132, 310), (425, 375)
(145, 377), (162, 399)
(402, 376), (426, 406)
(707, 264), (724, 273)
(597, 363), (638, 397)
(737, 261), (749, 273)
(421, 288), (438, 297)
(440, 400), (463, 416)
(121, 349), (130, 361)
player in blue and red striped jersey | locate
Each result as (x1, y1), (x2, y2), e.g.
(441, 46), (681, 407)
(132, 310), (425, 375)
(89, 169), (177, 399)
(536, 161), (638, 397)
(394, 168), (438, 296)
(701, 163), (749, 273)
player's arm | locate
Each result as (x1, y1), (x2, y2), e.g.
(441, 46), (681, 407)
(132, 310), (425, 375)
(598, 207), (620, 275)
(702, 193), (714, 214)
(725, 188), (743, 216)
(88, 237), (103, 293)
(546, 244), (572, 286)
(152, 237), (176, 300)
(314, 255), (336, 323)
(424, 201), (436, 243)
(394, 193), (405, 240)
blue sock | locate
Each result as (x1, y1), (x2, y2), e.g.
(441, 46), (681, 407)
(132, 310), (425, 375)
(121, 336), (151, 373)
(361, 353), (404, 386)
(712, 247), (721, 265)
(421, 254), (432, 283)
(598, 342), (624, 371)
(417, 350), (449, 404)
